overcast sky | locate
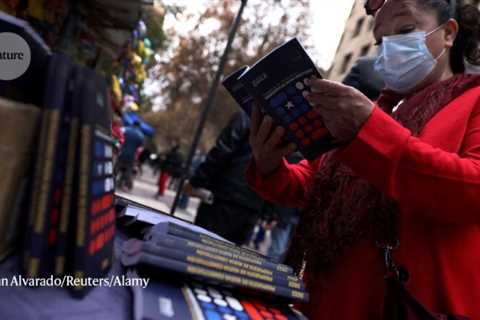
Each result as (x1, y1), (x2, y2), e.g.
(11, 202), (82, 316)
(161, 0), (355, 70)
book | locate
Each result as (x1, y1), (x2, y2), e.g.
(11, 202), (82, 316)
(122, 251), (309, 302)
(145, 232), (296, 280)
(222, 66), (254, 115)
(122, 204), (231, 242)
(0, 97), (40, 261)
(128, 270), (196, 320)
(68, 66), (115, 296)
(146, 221), (294, 275)
(127, 269), (308, 320)
(146, 219), (254, 255)
(54, 64), (82, 276)
(223, 38), (342, 160)
(123, 239), (304, 290)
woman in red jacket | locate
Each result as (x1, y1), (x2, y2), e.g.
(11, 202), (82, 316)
(247, 0), (480, 319)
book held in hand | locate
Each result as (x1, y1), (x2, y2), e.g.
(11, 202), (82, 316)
(223, 38), (342, 160)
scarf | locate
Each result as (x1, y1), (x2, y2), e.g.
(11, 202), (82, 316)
(286, 74), (480, 275)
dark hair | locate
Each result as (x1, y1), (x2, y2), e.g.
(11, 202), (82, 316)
(417, 0), (480, 73)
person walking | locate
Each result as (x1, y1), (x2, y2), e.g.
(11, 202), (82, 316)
(116, 120), (144, 191)
(183, 111), (266, 245)
(156, 144), (183, 197)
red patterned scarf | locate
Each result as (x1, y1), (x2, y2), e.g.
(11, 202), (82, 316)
(286, 74), (480, 275)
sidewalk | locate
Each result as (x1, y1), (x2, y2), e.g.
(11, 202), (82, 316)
(116, 166), (200, 223)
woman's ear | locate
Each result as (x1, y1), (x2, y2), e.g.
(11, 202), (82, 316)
(444, 18), (459, 48)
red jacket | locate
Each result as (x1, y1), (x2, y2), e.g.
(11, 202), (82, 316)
(247, 86), (480, 319)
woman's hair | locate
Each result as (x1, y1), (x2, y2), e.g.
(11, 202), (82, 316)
(417, 0), (480, 72)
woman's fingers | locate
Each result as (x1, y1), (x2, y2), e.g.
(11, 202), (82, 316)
(263, 126), (286, 152)
(255, 115), (274, 146)
(250, 103), (262, 136)
(305, 93), (338, 111)
(309, 78), (347, 94)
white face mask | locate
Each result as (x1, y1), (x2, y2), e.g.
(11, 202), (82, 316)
(374, 25), (446, 93)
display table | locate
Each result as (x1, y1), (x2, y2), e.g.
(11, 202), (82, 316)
(0, 236), (131, 320)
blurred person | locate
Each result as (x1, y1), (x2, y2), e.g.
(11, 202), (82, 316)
(136, 147), (152, 176)
(178, 149), (206, 210)
(342, 56), (385, 100)
(183, 111), (266, 245)
(247, 1), (480, 319)
(156, 144), (183, 197)
(116, 120), (144, 191)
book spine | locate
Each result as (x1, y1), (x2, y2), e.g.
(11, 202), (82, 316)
(71, 124), (91, 295)
(148, 235), (299, 283)
(25, 109), (61, 278)
(168, 223), (261, 256)
(137, 241), (303, 290)
(23, 110), (49, 277)
(165, 224), (294, 275)
(55, 117), (79, 275)
(136, 253), (308, 302)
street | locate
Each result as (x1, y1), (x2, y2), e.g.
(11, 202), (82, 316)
(116, 166), (200, 223)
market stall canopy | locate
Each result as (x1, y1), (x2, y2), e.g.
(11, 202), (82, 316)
(86, 0), (142, 30)
(122, 111), (155, 137)
(80, 0), (156, 59)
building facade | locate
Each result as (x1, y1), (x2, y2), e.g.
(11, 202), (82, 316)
(328, 0), (376, 81)
(328, 0), (480, 82)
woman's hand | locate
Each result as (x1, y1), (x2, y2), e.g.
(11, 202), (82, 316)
(305, 77), (375, 142)
(249, 104), (296, 176)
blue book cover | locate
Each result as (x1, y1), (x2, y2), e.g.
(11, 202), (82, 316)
(122, 251), (309, 302)
(122, 239), (304, 290)
(223, 38), (342, 160)
(68, 67), (115, 297)
(129, 270), (308, 320)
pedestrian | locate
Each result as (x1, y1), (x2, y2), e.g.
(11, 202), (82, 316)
(342, 56), (384, 100)
(247, 0), (480, 318)
(115, 120), (144, 191)
(183, 111), (266, 245)
(178, 149), (206, 210)
(156, 144), (183, 197)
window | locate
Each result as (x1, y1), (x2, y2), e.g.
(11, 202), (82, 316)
(360, 44), (371, 56)
(352, 17), (365, 38)
(341, 53), (353, 74)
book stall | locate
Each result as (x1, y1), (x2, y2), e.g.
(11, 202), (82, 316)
(0, 3), (309, 320)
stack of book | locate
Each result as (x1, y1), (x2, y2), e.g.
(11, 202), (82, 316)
(120, 204), (309, 318)
(0, 14), (116, 297)
(19, 52), (115, 297)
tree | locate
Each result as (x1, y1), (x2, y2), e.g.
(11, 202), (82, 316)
(143, 0), (312, 152)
